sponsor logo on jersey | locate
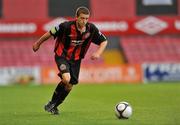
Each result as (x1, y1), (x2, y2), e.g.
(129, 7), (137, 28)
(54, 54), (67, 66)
(71, 40), (84, 46)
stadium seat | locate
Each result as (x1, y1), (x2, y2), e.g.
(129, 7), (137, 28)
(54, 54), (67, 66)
(0, 40), (55, 67)
(0, 39), (106, 67)
(121, 36), (180, 64)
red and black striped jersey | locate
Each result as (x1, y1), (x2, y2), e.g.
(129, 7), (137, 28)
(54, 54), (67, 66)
(49, 20), (107, 61)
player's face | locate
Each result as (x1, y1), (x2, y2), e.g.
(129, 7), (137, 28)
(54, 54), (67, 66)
(76, 13), (89, 28)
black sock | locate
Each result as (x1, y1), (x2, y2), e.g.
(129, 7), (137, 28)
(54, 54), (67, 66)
(55, 88), (70, 107)
(51, 82), (64, 104)
(51, 82), (71, 107)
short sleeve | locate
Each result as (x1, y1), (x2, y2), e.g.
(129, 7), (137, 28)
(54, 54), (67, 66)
(91, 24), (107, 45)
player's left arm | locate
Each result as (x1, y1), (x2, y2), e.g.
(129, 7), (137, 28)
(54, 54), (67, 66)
(90, 23), (108, 60)
(91, 40), (108, 60)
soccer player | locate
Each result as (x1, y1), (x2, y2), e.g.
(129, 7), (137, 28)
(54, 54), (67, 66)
(32, 6), (108, 115)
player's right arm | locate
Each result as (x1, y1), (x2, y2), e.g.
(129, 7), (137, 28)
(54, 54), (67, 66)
(33, 32), (52, 52)
(33, 22), (65, 52)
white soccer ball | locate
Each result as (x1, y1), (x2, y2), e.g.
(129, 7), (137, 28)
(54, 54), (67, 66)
(115, 101), (132, 119)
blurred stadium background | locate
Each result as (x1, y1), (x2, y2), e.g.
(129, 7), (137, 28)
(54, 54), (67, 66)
(0, 1), (180, 125)
(1, 0), (180, 85)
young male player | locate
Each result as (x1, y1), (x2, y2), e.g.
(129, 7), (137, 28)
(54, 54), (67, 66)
(33, 6), (108, 115)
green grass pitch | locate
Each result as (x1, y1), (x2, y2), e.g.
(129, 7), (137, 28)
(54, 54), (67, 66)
(0, 83), (180, 125)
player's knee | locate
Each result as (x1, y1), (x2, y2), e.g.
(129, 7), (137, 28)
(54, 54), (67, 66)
(62, 77), (70, 84)
(62, 73), (71, 84)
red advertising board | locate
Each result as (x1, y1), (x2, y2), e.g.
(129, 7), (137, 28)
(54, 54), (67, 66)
(79, 64), (142, 83)
(1, 16), (180, 37)
(41, 66), (59, 84)
(41, 64), (142, 84)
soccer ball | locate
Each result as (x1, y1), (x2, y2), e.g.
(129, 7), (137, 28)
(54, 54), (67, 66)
(115, 101), (132, 119)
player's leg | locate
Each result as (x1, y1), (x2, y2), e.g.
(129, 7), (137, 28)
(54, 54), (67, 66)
(44, 56), (72, 115)
(52, 72), (73, 107)
(44, 56), (81, 115)
(51, 59), (81, 108)
(44, 73), (72, 115)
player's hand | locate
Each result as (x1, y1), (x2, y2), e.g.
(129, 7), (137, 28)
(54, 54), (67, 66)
(91, 52), (100, 60)
(32, 43), (40, 52)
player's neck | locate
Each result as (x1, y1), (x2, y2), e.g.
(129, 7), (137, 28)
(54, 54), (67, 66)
(76, 22), (86, 33)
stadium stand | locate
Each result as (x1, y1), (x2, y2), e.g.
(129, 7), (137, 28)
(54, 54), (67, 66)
(0, 39), (106, 67)
(121, 36), (180, 64)
(0, 0), (180, 67)
(3, 0), (47, 19)
(0, 39), (55, 67)
(91, 0), (135, 19)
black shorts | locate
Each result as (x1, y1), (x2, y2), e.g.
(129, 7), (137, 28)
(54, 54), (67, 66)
(55, 55), (81, 85)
